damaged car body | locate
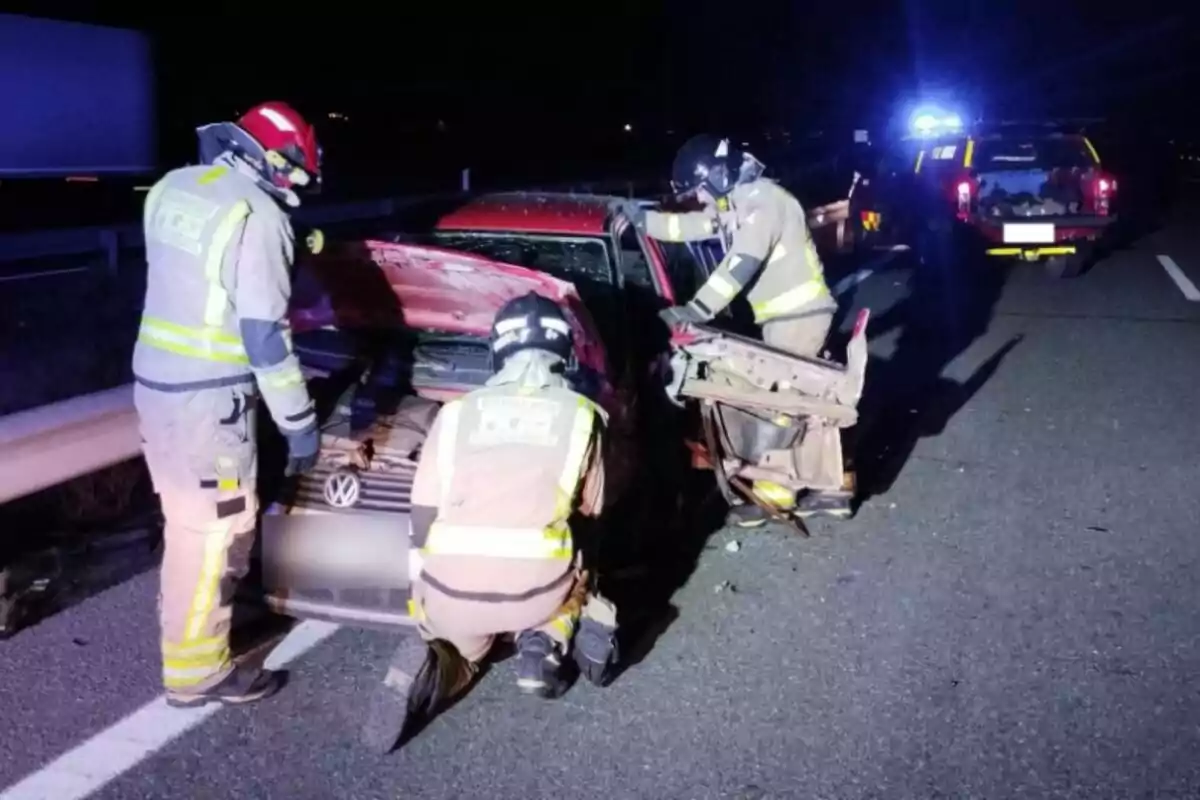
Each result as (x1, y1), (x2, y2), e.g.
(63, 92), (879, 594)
(251, 191), (869, 629)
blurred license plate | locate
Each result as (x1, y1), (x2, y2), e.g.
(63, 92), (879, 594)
(261, 511), (410, 588)
(1003, 223), (1055, 244)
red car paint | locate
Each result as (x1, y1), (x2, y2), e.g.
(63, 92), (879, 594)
(434, 193), (679, 304)
(435, 194), (611, 236)
(290, 239), (616, 411)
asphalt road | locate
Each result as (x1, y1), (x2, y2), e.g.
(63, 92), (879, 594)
(4, 197), (1200, 799)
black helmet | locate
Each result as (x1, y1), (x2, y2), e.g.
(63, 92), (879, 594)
(671, 134), (746, 200)
(489, 292), (575, 372)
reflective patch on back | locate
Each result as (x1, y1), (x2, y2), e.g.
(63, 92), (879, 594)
(148, 188), (221, 255)
(468, 396), (562, 447)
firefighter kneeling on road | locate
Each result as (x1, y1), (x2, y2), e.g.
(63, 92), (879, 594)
(361, 292), (620, 754)
(133, 102), (324, 707)
(621, 134), (852, 522)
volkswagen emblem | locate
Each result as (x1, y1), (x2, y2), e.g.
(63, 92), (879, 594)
(323, 469), (362, 509)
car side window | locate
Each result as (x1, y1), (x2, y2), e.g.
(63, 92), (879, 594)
(617, 223), (655, 291)
(656, 239), (719, 303)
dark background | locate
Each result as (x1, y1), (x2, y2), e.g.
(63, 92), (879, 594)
(4, 1), (1199, 194)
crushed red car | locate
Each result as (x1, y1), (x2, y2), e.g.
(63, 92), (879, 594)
(252, 191), (865, 628)
(256, 192), (703, 627)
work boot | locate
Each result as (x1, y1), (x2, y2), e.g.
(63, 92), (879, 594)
(361, 637), (476, 755)
(794, 490), (854, 519)
(165, 665), (284, 709)
(573, 594), (619, 687)
(515, 631), (567, 699)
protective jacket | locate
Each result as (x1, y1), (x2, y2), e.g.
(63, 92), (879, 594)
(642, 178), (836, 324)
(133, 160), (316, 437)
(408, 352), (606, 643)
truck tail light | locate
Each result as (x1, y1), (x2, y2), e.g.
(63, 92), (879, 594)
(956, 180), (973, 220)
(1092, 174), (1116, 216)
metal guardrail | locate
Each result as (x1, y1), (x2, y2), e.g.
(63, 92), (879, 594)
(0, 179), (660, 274)
(0, 384), (141, 505)
(0, 195), (456, 270)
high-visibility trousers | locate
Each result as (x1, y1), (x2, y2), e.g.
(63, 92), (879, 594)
(135, 382), (259, 694)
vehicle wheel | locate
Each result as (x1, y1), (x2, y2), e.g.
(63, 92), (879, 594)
(1044, 254), (1087, 279)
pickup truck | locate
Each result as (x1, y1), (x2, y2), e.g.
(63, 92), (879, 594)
(849, 125), (1118, 278)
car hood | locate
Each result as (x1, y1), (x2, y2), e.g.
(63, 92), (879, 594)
(290, 240), (579, 336)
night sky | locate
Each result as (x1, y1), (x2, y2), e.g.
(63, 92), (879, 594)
(12, 1), (1200, 180)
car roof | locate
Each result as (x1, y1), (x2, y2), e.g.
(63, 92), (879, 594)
(435, 191), (641, 236)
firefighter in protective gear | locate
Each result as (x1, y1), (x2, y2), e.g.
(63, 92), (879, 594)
(133, 101), (323, 707)
(361, 292), (617, 754)
(625, 134), (849, 521)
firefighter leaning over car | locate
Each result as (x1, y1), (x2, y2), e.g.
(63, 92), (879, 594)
(361, 292), (620, 754)
(132, 101), (323, 708)
(623, 134), (850, 521)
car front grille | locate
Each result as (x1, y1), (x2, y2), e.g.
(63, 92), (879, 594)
(288, 460), (417, 515)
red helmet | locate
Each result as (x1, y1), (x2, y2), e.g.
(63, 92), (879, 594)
(236, 102), (321, 190)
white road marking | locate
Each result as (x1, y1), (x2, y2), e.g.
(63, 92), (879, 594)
(1156, 255), (1200, 301)
(0, 621), (342, 800)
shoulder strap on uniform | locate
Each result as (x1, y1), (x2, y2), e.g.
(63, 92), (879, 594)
(201, 199), (252, 328)
(435, 399), (463, 504)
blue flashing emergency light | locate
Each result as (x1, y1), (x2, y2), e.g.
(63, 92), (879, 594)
(907, 105), (965, 138)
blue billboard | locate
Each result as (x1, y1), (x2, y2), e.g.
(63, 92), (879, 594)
(0, 14), (156, 176)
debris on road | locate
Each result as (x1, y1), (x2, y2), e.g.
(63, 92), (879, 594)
(724, 540), (741, 553)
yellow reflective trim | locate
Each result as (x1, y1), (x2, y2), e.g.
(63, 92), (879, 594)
(203, 200), (251, 327)
(407, 598), (420, 619)
(162, 635), (225, 658)
(182, 520), (234, 641)
(142, 315), (241, 344)
(197, 165), (229, 185)
(436, 400), (463, 504)
(550, 614), (575, 640)
(985, 246), (1076, 257)
(553, 398), (596, 518)
(752, 480), (796, 511)
(768, 243), (787, 263)
(217, 478), (239, 491)
(425, 522), (573, 560)
(963, 138), (976, 168)
(1083, 137), (1101, 165)
(137, 329), (249, 365)
(705, 272), (739, 299)
(750, 278), (831, 322)
(666, 214), (683, 242)
(164, 650), (230, 672)
(203, 288), (229, 328)
(262, 365), (304, 389)
(138, 316), (249, 365)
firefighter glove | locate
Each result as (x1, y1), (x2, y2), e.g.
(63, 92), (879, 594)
(284, 427), (320, 477)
